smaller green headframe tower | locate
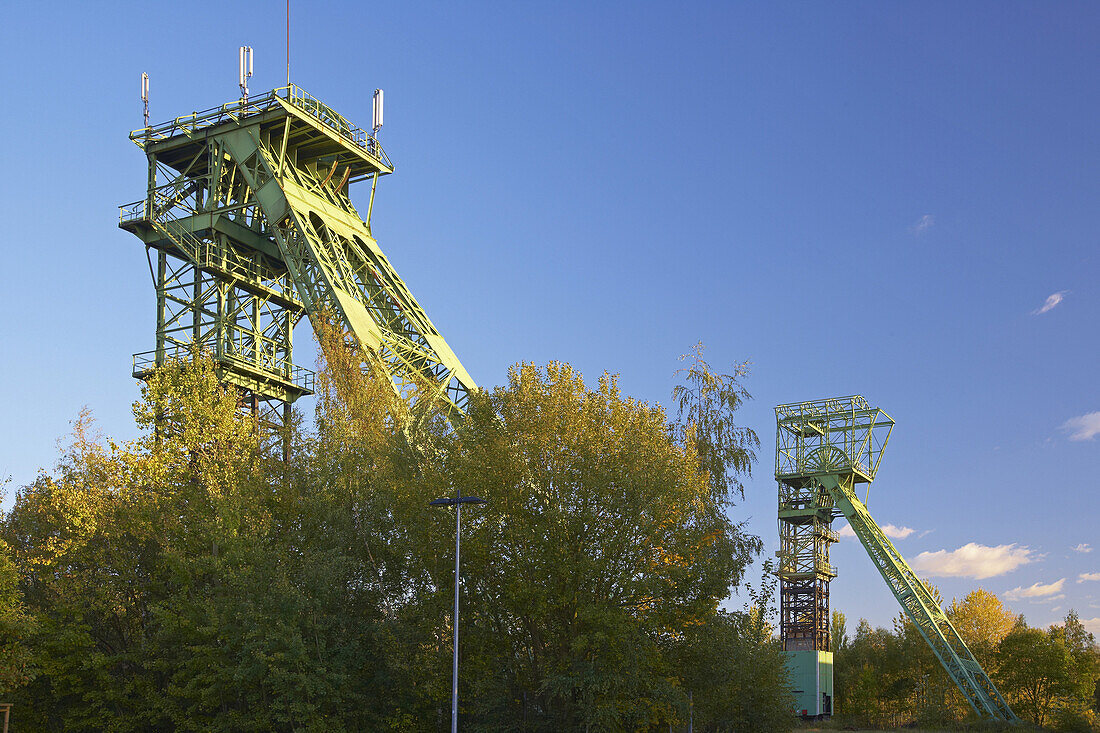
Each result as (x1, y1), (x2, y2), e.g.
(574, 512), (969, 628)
(775, 396), (1018, 722)
(775, 396), (890, 717)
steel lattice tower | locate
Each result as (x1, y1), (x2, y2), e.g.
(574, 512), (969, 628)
(120, 86), (476, 437)
(775, 396), (1018, 722)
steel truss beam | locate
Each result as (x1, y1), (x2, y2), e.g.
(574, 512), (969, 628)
(821, 473), (1017, 722)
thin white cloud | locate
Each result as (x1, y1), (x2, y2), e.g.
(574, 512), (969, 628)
(882, 524), (916, 539)
(1062, 412), (1100, 441)
(909, 214), (934, 235)
(1081, 617), (1100, 637)
(1032, 290), (1068, 315)
(1078, 572), (1100, 583)
(1004, 578), (1066, 601)
(1074, 543), (1093, 554)
(1031, 594), (1064, 603)
(911, 543), (1033, 579)
(835, 523), (915, 540)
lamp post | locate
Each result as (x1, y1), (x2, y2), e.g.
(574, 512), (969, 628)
(429, 492), (487, 733)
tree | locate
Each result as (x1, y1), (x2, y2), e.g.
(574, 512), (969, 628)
(434, 361), (770, 730)
(946, 588), (1018, 662)
(831, 610), (849, 655)
(2, 355), (384, 731)
(1048, 611), (1100, 731)
(1059, 610), (1097, 656)
(995, 626), (1076, 727)
(677, 610), (794, 732)
(671, 342), (759, 501)
(3, 402), (171, 730)
(1, 348), (781, 731)
(836, 619), (899, 726)
(878, 578), (962, 724)
(0, 538), (36, 696)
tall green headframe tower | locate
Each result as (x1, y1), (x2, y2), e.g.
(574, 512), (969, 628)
(120, 86), (476, 436)
(775, 396), (1018, 722)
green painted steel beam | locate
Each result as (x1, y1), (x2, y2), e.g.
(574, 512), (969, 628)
(820, 473), (1017, 721)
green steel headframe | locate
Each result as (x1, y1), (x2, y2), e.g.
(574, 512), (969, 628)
(776, 395), (893, 486)
(775, 396), (1018, 722)
(120, 85), (476, 427)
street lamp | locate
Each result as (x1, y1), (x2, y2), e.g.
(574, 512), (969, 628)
(429, 492), (487, 733)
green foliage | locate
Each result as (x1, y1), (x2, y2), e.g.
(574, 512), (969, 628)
(678, 610), (794, 732)
(0, 349), (788, 731)
(831, 610), (848, 655)
(832, 592), (1100, 732)
(948, 588), (1019, 667)
(1029, 612), (1100, 732)
(995, 627), (1076, 727)
(672, 342), (760, 501)
(429, 361), (769, 730)
(0, 537), (37, 696)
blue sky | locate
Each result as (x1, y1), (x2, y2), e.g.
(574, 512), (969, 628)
(1, 2), (1097, 635)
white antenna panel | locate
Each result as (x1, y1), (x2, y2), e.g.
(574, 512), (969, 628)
(141, 72), (150, 127)
(239, 46), (253, 100)
(373, 88), (384, 132)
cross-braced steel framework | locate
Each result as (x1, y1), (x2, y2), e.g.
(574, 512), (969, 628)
(775, 397), (880, 654)
(775, 396), (1018, 722)
(121, 85), (476, 437)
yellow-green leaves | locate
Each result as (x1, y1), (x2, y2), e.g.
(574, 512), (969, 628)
(672, 342), (759, 502)
(1, 352), (779, 731)
(434, 360), (764, 729)
(0, 538), (36, 696)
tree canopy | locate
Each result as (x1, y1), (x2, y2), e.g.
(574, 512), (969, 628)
(0, 348), (789, 732)
(832, 587), (1100, 731)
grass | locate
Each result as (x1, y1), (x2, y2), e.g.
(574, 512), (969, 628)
(797, 720), (1037, 733)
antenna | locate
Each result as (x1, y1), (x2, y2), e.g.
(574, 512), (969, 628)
(239, 46), (253, 103)
(286, 0), (291, 87)
(372, 88), (384, 134)
(140, 72), (149, 127)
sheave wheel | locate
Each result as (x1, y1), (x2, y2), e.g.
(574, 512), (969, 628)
(805, 445), (848, 473)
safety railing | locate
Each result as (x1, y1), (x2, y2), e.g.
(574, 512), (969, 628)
(132, 344), (314, 392)
(775, 456), (872, 478)
(776, 561), (837, 578)
(129, 85), (391, 170)
(283, 85), (392, 169)
(121, 200), (303, 308)
(119, 178), (203, 226)
(195, 241), (301, 307)
(285, 86), (357, 140)
(776, 394), (870, 419)
(119, 199), (146, 225)
(130, 89), (286, 143)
